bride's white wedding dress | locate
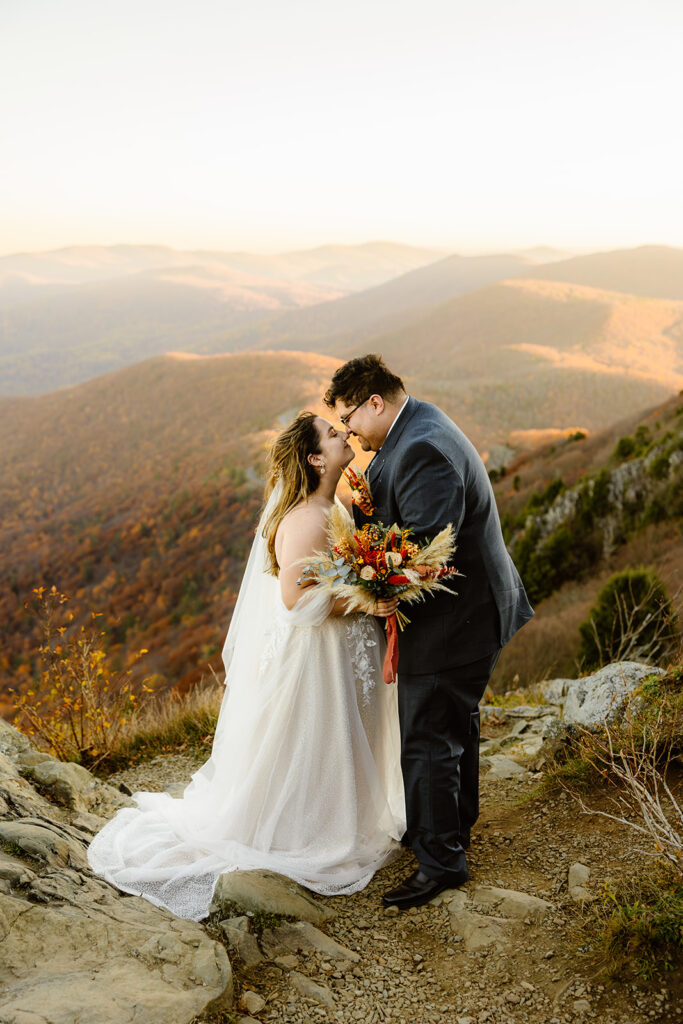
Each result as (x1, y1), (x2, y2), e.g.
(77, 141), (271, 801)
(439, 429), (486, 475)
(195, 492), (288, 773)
(87, 493), (406, 921)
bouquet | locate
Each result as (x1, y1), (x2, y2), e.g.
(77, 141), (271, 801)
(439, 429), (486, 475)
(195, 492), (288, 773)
(298, 470), (460, 683)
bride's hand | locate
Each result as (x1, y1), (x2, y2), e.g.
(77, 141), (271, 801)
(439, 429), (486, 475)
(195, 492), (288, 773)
(374, 597), (399, 618)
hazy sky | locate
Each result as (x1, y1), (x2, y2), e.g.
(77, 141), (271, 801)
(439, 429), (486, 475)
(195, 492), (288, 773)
(1, 0), (682, 256)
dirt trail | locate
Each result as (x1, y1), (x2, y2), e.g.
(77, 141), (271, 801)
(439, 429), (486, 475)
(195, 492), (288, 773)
(107, 741), (679, 1024)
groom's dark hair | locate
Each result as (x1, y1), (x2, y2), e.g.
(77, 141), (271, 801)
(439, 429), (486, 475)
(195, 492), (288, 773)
(324, 353), (405, 409)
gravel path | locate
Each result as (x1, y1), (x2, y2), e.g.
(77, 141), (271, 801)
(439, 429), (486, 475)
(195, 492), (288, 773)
(105, 754), (678, 1024)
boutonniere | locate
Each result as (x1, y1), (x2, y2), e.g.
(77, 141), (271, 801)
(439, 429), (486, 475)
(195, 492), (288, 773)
(344, 465), (375, 516)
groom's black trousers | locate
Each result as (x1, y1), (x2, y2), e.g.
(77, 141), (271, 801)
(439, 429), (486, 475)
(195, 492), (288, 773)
(397, 649), (501, 879)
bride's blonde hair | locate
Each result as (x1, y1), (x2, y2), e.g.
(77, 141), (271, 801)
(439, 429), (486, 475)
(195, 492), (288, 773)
(262, 411), (322, 575)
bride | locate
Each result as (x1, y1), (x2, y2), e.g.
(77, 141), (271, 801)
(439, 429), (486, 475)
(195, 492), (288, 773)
(87, 411), (406, 921)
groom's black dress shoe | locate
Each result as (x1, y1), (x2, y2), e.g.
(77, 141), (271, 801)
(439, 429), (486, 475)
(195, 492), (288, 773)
(382, 868), (469, 910)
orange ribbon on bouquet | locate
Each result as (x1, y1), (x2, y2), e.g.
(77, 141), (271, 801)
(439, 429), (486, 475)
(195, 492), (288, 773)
(383, 613), (399, 684)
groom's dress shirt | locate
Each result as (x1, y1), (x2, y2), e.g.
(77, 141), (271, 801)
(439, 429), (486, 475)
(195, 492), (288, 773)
(367, 396), (409, 481)
(382, 396), (410, 445)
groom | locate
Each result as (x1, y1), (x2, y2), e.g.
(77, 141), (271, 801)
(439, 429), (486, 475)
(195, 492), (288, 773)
(324, 354), (534, 909)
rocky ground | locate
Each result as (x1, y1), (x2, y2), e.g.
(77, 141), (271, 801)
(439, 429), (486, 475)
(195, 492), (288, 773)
(2, 662), (680, 1024)
(106, 756), (679, 1024)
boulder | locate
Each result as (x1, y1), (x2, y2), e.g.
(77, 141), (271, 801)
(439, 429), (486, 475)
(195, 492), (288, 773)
(482, 754), (527, 779)
(290, 970), (335, 1008)
(0, 717), (34, 760)
(446, 891), (511, 952)
(444, 884), (553, 951)
(220, 916), (266, 967)
(562, 662), (664, 727)
(472, 885), (553, 923)
(502, 705), (558, 719)
(210, 868), (335, 925)
(0, 876), (233, 1024)
(0, 725), (233, 1023)
(20, 759), (131, 816)
(0, 818), (90, 871)
(500, 736), (545, 761)
(568, 862), (594, 902)
(537, 677), (571, 703)
(260, 920), (359, 962)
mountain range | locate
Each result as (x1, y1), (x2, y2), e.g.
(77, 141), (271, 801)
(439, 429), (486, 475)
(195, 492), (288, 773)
(1, 243), (682, 398)
(1, 238), (682, 708)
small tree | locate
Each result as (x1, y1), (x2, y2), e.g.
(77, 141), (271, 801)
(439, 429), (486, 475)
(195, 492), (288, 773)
(579, 568), (678, 671)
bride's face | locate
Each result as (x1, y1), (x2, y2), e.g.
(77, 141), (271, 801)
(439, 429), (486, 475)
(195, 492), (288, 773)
(313, 417), (354, 476)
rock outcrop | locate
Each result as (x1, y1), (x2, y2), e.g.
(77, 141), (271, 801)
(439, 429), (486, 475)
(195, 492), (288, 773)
(480, 661), (664, 772)
(560, 661), (664, 727)
(0, 719), (233, 1024)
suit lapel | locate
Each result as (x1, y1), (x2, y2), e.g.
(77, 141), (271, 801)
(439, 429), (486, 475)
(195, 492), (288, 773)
(367, 396), (420, 492)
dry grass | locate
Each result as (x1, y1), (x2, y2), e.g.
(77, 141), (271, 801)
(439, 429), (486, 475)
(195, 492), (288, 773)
(591, 865), (683, 980)
(490, 579), (593, 691)
(99, 673), (225, 770)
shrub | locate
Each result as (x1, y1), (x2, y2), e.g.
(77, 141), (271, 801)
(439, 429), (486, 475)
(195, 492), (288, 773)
(579, 569), (678, 671)
(615, 436), (636, 459)
(596, 869), (683, 979)
(587, 468), (611, 518)
(641, 499), (668, 527)
(11, 587), (152, 768)
(518, 523), (602, 605)
(649, 453), (671, 480)
(527, 477), (565, 513)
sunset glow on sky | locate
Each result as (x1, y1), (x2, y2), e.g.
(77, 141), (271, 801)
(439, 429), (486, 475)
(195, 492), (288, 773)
(2, 0), (682, 255)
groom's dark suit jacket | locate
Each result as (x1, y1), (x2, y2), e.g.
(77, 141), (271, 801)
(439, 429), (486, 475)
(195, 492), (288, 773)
(354, 396), (533, 673)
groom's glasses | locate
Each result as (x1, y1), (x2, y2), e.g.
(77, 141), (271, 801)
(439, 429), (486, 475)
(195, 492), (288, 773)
(340, 397), (369, 429)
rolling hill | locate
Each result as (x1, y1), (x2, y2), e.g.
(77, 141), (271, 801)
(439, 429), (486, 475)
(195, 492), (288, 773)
(515, 246), (573, 263)
(1, 338), (680, 713)
(523, 244), (683, 300)
(4, 242), (682, 401)
(217, 252), (535, 355)
(358, 278), (683, 448)
(0, 240), (443, 305)
(0, 250), (542, 397)
(0, 350), (344, 711)
(0, 242), (444, 396)
(0, 265), (345, 395)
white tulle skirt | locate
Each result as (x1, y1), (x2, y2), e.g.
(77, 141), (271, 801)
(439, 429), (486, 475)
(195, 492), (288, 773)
(87, 590), (406, 921)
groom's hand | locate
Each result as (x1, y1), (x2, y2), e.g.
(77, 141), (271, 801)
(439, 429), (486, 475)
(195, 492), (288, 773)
(374, 597), (399, 617)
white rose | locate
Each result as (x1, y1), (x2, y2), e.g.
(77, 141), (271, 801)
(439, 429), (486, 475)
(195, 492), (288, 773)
(360, 565), (376, 580)
(386, 552), (403, 568)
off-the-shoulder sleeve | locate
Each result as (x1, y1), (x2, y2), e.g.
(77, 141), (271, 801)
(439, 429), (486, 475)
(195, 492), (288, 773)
(282, 580), (337, 627)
